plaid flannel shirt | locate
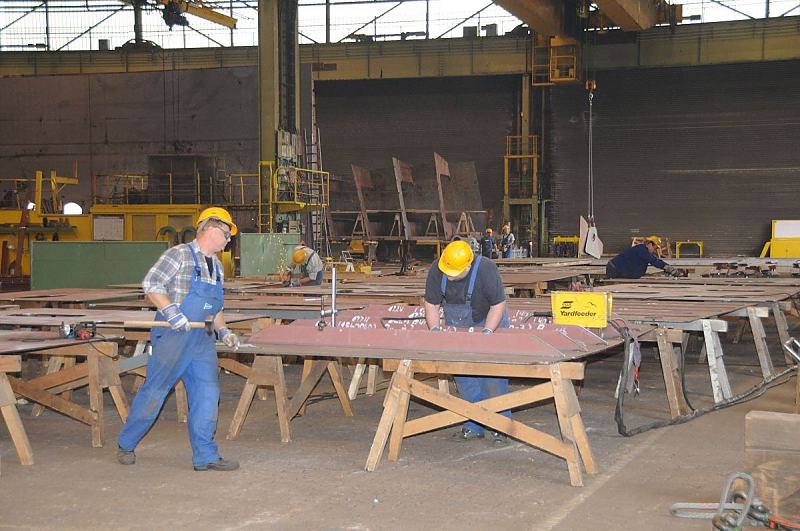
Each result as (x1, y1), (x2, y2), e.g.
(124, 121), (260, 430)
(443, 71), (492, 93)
(142, 240), (224, 306)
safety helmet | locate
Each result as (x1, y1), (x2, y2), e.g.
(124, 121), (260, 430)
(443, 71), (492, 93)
(486, 228), (493, 235)
(645, 236), (660, 246)
(292, 246), (310, 265)
(197, 207), (238, 236)
(438, 240), (474, 277)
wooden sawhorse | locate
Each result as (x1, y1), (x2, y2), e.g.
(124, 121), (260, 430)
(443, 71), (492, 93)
(366, 359), (596, 487)
(0, 355), (33, 466)
(637, 306), (776, 420)
(222, 354), (353, 443)
(7, 342), (128, 448)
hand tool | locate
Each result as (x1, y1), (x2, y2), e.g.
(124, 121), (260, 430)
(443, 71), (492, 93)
(123, 316), (214, 336)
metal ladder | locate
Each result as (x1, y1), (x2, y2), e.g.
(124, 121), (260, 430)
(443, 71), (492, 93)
(304, 127), (331, 258)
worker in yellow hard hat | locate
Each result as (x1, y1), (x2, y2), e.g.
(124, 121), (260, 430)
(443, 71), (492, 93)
(423, 240), (511, 445)
(606, 238), (675, 279)
(500, 223), (515, 258)
(118, 205), (239, 472)
(479, 228), (497, 259)
(284, 244), (324, 287)
(196, 207), (238, 236)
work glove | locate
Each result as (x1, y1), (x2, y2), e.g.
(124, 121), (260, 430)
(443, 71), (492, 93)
(289, 279), (300, 287)
(218, 327), (240, 350)
(663, 265), (674, 274)
(162, 303), (191, 332)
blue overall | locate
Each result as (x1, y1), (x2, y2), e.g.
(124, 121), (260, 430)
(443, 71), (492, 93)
(301, 252), (324, 285)
(118, 246), (223, 467)
(441, 256), (511, 434)
(501, 234), (514, 259)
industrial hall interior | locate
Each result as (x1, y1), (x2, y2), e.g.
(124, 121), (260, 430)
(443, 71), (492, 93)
(1, 0), (799, 529)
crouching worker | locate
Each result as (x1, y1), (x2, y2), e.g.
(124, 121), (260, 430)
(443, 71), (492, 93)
(284, 245), (324, 286)
(606, 238), (675, 279)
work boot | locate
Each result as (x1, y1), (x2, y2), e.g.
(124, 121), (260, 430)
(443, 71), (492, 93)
(489, 431), (509, 447)
(451, 428), (484, 442)
(193, 458), (240, 472)
(117, 446), (136, 465)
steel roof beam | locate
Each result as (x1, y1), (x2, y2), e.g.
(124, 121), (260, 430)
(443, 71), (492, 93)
(593, 0), (659, 31)
(494, 0), (564, 37)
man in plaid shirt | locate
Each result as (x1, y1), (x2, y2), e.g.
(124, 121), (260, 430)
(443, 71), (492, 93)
(118, 207), (241, 472)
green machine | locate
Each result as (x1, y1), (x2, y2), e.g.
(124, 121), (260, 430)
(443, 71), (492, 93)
(239, 232), (302, 276)
(30, 241), (168, 290)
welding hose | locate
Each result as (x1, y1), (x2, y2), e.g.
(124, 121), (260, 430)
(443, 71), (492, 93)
(613, 321), (797, 437)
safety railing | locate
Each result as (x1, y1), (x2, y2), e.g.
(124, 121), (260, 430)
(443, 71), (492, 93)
(261, 162), (329, 233)
(93, 172), (200, 205)
(505, 135), (538, 157)
(224, 172), (260, 206)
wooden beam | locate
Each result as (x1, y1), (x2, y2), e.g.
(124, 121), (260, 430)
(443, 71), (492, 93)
(403, 382), (554, 436)
(594, 0), (658, 31)
(0, 355), (21, 373)
(8, 376), (97, 425)
(0, 374), (33, 465)
(382, 359), (585, 380)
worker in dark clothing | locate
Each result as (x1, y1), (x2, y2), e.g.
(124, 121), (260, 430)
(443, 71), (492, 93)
(479, 228), (496, 259)
(424, 240), (510, 445)
(606, 239), (674, 279)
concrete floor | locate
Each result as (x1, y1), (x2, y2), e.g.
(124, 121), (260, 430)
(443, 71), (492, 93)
(0, 324), (797, 530)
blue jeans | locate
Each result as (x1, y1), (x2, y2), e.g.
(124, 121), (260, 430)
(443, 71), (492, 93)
(453, 376), (511, 434)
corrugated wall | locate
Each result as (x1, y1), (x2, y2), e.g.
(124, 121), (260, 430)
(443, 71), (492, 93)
(547, 59), (800, 256)
(315, 76), (517, 227)
(0, 67), (258, 203)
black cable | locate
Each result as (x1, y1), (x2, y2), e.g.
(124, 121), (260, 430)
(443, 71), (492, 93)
(678, 339), (695, 411)
(613, 321), (797, 436)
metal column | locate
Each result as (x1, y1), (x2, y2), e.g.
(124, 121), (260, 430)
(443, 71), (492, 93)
(259, 0), (280, 165)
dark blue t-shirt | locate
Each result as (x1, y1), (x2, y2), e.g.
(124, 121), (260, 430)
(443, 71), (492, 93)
(480, 236), (494, 258)
(425, 257), (506, 323)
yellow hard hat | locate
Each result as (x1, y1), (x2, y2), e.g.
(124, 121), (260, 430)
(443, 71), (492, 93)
(197, 207), (238, 236)
(292, 246), (309, 265)
(438, 240), (474, 277)
(486, 228), (493, 235)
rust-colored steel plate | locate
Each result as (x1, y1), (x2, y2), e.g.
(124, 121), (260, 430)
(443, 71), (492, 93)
(0, 308), (266, 328)
(0, 288), (142, 304)
(247, 304), (645, 365)
(596, 283), (800, 302)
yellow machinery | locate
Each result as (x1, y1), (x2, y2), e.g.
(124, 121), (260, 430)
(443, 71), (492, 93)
(0, 168), (92, 276)
(551, 235), (580, 257)
(0, 157), (329, 277)
(532, 36), (580, 87)
(760, 220), (800, 258)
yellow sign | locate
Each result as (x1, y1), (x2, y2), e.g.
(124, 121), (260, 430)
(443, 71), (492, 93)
(551, 291), (612, 328)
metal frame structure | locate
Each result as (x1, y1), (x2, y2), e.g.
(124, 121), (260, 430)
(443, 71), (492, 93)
(330, 153), (487, 254)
